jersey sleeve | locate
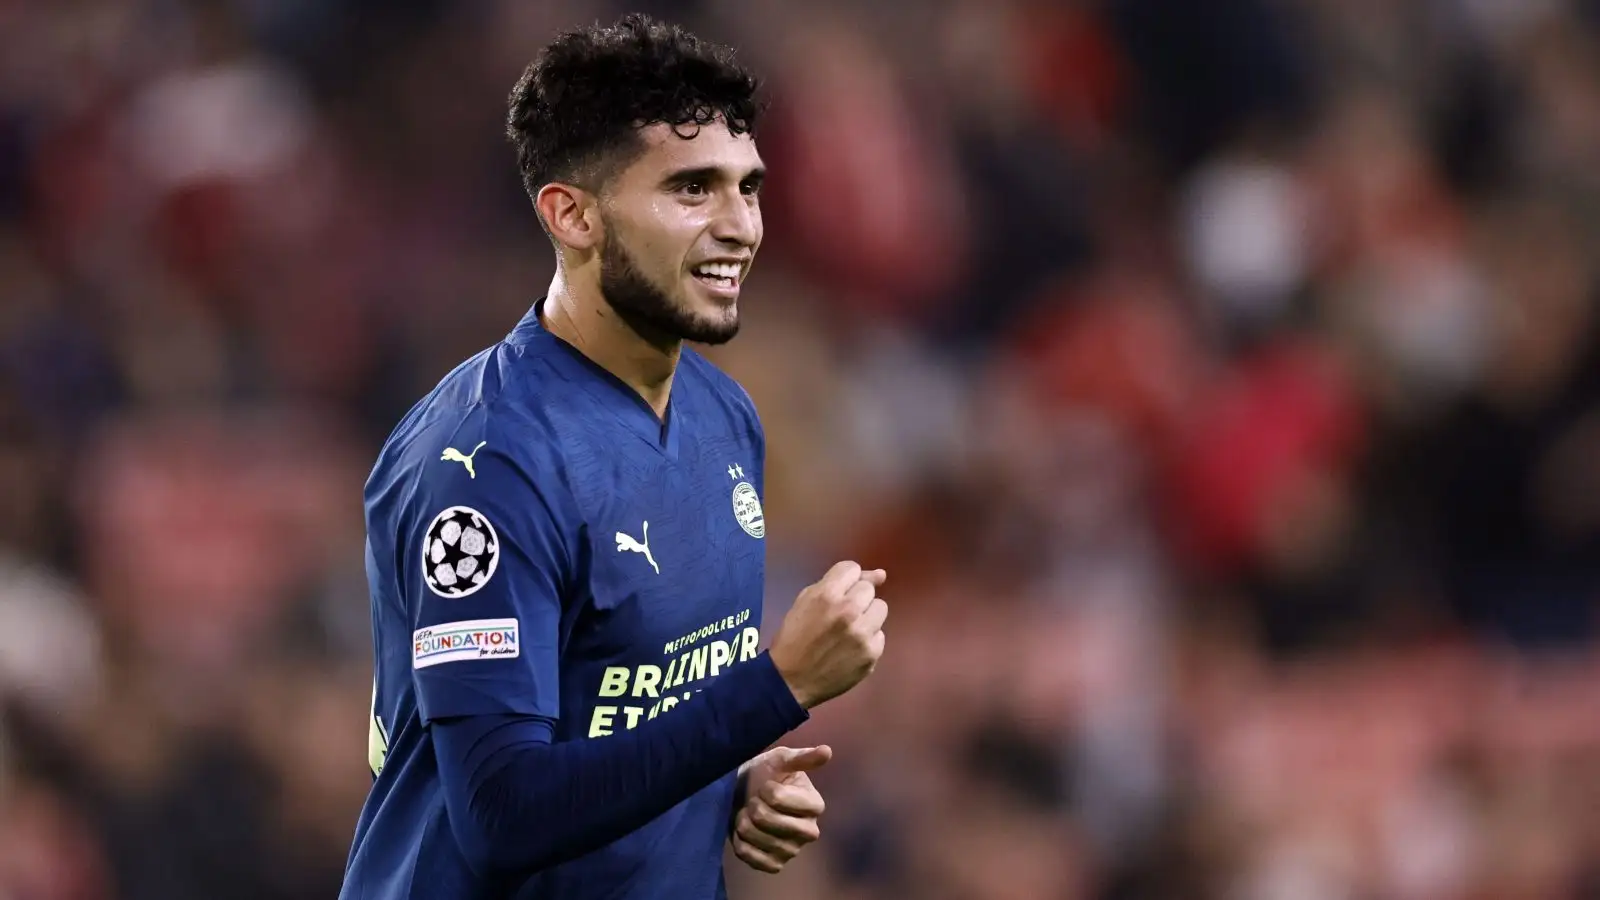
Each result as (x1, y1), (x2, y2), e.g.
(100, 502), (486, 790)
(401, 431), (576, 725)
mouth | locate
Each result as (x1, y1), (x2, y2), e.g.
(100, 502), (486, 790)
(689, 260), (745, 299)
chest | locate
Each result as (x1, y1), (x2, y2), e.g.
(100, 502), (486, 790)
(564, 427), (766, 660)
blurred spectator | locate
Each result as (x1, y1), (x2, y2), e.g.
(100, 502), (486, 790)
(2, 1), (1599, 899)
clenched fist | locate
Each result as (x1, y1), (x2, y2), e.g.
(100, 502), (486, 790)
(768, 561), (888, 709)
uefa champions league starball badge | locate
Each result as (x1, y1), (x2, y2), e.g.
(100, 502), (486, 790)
(422, 506), (501, 597)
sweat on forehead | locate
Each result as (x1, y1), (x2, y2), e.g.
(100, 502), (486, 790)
(569, 119), (743, 188)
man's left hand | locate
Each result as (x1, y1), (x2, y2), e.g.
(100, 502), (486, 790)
(731, 745), (831, 874)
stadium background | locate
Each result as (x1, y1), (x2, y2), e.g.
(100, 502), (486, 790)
(2, 0), (1600, 897)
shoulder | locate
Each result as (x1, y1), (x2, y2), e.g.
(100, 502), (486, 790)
(378, 405), (583, 599)
(370, 343), (582, 531)
(681, 347), (763, 440)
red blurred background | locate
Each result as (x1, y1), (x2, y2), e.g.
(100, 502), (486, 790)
(2, 1), (1599, 898)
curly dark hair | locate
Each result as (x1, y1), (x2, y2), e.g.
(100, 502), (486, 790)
(506, 14), (763, 202)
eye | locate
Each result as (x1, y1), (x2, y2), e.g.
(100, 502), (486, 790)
(739, 180), (762, 197)
(680, 179), (708, 197)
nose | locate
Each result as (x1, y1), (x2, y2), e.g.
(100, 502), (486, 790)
(710, 192), (760, 248)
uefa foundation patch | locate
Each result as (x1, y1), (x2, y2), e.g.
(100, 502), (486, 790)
(413, 618), (520, 668)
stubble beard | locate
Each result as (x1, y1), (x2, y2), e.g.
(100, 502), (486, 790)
(599, 232), (740, 346)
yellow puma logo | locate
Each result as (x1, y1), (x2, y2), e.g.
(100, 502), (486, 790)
(440, 441), (488, 479)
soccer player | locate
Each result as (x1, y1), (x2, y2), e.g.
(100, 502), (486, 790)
(339, 14), (890, 900)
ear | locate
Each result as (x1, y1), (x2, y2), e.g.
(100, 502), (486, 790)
(536, 183), (603, 251)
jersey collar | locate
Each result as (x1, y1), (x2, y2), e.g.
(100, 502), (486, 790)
(507, 300), (682, 460)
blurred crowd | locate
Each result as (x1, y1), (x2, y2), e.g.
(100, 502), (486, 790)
(2, 0), (1600, 898)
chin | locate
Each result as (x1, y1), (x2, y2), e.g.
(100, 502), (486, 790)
(682, 313), (740, 346)
(667, 289), (738, 344)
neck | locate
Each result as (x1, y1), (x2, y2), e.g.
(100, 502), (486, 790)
(540, 270), (679, 419)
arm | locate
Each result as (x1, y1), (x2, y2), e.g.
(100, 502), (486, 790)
(434, 653), (804, 876)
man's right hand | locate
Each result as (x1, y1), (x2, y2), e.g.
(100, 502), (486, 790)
(768, 562), (888, 709)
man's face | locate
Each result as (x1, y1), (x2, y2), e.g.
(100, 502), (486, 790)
(595, 121), (765, 345)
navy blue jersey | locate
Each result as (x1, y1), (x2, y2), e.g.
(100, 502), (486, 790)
(342, 302), (770, 899)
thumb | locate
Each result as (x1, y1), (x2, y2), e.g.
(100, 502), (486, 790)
(774, 744), (833, 773)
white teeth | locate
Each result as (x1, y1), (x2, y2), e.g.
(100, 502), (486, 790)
(694, 262), (741, 280)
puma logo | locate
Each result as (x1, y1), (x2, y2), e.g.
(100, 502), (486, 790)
(440, 441), (487, 479)
(615, 521), (659, 574)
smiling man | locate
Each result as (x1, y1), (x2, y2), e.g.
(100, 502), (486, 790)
(339, 14), (891, 900)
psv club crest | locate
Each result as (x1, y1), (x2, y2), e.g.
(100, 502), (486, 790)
(731, 480), (764, 539)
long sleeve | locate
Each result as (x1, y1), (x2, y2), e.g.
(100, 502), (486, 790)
(431, 651), (805, 876)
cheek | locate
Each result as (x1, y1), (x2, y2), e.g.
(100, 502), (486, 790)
(646, 200), (710, 239)
(634, 212), (704, 266)
(618, 234), (686, 283)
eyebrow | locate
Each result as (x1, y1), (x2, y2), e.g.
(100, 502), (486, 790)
(660, 165), (767, 188)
